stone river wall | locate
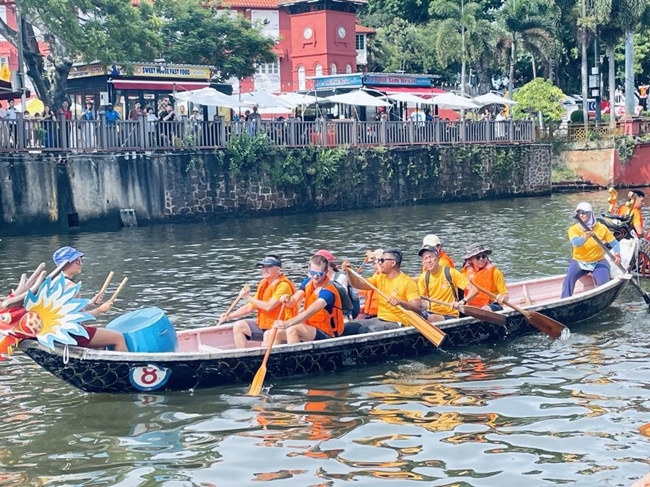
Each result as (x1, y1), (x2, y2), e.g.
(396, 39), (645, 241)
(0, 144), (552, 236)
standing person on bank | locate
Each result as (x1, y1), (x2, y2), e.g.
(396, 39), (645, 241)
(461, 243), (508, 311)
(220, 255), (295, 349)
(561, 202), (621, 298)
(52, 246), (128, 352)
(342, 249), (421, 334)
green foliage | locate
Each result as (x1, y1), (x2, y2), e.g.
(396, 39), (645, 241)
(615, 136), (637, 164)
(512, 78), (565, 123)
(155, 0), (276, 80)
(225, 132), (274, 178)
(570, 109), (585, 124)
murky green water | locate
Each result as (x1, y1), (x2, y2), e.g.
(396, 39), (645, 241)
(1, 190), (649, 486)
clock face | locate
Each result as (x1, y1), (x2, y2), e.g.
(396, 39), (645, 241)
(303, 27), (313, 40)
(337, 26), (346, 39)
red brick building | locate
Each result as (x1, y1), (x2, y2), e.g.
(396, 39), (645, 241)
(218, 0), (373, 93)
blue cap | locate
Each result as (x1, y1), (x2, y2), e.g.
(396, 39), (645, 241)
(52, 246), (84, 266)
(256, 256), (281, 267)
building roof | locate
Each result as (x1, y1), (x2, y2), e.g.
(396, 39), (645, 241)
(355, 24), (375, 34)
(219, 0), (279, 7)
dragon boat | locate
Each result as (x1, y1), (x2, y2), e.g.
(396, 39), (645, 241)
(16, 273), (627, 394)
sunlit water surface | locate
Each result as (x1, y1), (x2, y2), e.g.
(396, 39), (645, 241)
(1, 190), (649, 486)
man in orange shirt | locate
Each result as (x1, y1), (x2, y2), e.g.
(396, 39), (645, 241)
(220, 255), (295, 348)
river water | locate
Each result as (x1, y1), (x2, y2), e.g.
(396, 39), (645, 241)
(1, 190), (650, 486)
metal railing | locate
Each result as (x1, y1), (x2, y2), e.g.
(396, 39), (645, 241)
(4, 115), (536, 153)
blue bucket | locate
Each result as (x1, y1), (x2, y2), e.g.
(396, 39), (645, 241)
(106, 307), (178, 353)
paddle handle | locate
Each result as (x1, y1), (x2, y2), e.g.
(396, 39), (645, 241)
(218, 284), (251, 325)
(97, 272), (114, 299)
(108, 277), (128, 302)
(421, 295), (456, 310)
(574, 216), (650, 305)
(356, 256), (369, 273)
(471, 281), (526, 316)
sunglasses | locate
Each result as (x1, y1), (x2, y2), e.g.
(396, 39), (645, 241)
(308, 270), (325, 278)
(576, 210), (588, 216)
(377, 258), (396, 264)
(474, 254), (489, 260)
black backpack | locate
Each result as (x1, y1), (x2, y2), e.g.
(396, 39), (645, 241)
(330, 280), (354, 315)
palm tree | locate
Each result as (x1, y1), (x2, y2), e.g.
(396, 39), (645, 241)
(430, 0), (484, 96)
(497, 0), (559, 102)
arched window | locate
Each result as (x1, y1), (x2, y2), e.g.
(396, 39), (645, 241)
(345, 64), (352, 74)
(297, 65), (306, 91)
(315, 63), (323, 77)
(330, 63), (337, 75)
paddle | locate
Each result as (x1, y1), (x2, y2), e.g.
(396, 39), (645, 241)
(217, 284), (251, 325)
(248, 303), (284, 396)
(356, 256), (369, 273)
(574, 215), (650, 305)
(108, 277), (128, 302)
(349, 269), (446, 347)
(471, 281), (566, 339)
(97, 272), (114, 299)
(420, 295), (507, 327)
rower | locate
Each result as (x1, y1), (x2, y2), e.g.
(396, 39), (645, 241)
(460, 243), (509, 311)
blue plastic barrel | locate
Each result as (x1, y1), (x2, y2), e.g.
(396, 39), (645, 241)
(106, 307), (178, 353)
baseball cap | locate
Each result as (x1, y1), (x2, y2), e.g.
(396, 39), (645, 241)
(256, 256), (281, 267)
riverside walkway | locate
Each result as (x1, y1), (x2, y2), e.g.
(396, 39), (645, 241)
(4, 116), (535, 153)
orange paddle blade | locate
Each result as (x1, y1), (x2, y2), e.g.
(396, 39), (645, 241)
(248, 328), (278, 396)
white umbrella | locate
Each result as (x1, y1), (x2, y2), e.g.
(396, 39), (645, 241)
(238, 90), (295, 109)
(382, 92), (431, 105)
(173, 87), (244, 110)
(278, 92), (318, 106)
(430, 92), (480, 110)
(473, 92), (518, 107)
(325, 90), (391, 107)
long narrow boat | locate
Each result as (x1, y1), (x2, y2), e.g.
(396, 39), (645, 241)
(18, 274), (627, 394)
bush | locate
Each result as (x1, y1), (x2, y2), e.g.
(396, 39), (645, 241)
(570, 110), (584, 124)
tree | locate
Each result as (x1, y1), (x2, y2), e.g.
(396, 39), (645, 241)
(156, 0), (277, 81)
(496, 0), (559, 99)
(430, 0), (486, 96)
(512, 77), (565, 124)
(0, 0), (162, 109)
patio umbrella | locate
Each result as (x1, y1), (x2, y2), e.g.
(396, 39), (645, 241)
(278, 92), (318, 106)
(173, 87), (245, 110)
(382, 92), (431, 105)
(238, 90), (295, 109)
(325, 90), (391, 107)
(473, 92), (518, 107)
(430, 92), (480, 110)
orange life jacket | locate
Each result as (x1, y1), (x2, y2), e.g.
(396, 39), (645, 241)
(255, 274), (296, 329)
(463, 263), (496, 308)
(438, 250), (455, 268)
(304, 279), (344, 337)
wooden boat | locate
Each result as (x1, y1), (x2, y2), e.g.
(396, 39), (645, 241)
(18, 274), (627, 394)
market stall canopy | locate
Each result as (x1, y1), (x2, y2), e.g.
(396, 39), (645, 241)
(325, 90), (391, 107)
(430, 92), (480, 110)
(382, 92), (431, 105)
(173, 87), (244, 110)
(237, 90), (295, 109)
(473, 92), (518, 107)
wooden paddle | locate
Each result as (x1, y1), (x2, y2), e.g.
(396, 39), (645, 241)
(217, 283), (251, 325)
(349, 269), (446, 347)
(97, 272), (114, 299)
(356, 256), (369, 273)
(248, 304), (284, 396)
(108, 277), (128, 302)
(420, 295), (507, 327)
(574, 215), (650, 305)
(471, 281), (566, 339)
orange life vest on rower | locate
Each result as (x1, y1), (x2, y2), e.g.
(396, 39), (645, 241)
(463, 263), (497, 308)
(438, 250), (455, 268)
(255, 274), (296, 329)
(303, 279), (344, 337)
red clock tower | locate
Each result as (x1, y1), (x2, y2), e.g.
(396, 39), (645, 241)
(280, 0), (365, 90)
